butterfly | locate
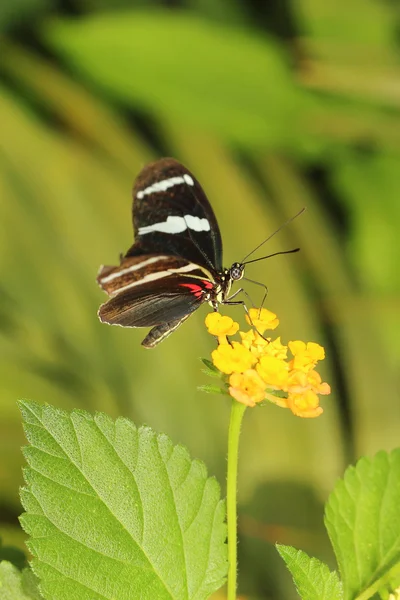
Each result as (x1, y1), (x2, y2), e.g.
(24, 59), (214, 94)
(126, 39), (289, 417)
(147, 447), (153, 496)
(97, 158), (300, 348)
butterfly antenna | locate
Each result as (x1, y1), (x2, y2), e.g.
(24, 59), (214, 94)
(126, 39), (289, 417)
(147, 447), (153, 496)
(241, 207), (306, 263)
(243, 247), (300, 265)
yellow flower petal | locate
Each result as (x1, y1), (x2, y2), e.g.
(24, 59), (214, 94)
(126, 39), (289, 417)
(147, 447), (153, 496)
(229, 369), (267, 407)
(287, 369), (308, 393)
(288, 340), (326, 372)
(262, 336), (288, 360)
(287, 368), (331, 397)
(318, 382), (331, 395)
(288, 340), (306, 355)
(211, 342), (256, 375)
(239, 329), (270, 358)
(307, 342), (325, 361)
(256, 355), (289, 390)
(246, 307), (279, 334)
(205, 312), (239, 336)
(287, 390), (323, 418)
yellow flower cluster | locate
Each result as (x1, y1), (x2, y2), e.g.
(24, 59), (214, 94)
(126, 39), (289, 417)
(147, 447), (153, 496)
(205, 309), (331, 418)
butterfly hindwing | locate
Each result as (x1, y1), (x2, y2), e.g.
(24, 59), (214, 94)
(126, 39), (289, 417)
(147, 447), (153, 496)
(98, 273), (212, 329)
(142, 315), (192, 348)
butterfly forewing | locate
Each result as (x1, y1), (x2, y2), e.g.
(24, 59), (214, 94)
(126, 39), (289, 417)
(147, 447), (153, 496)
(97, 254), (213, 297)
(126, 157), (223, 272)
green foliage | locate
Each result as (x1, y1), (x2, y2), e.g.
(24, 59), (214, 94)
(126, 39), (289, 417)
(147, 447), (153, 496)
(45, 11), (307, 149)
(325, 450), (400, 599)
(279, 450), (400, 600)
(197, 385), (228, 395)
(276, 546), (342, 600)
(200, 358), (224, 379)
(0, 561), (41, 600)
(19, 400), (227, 600)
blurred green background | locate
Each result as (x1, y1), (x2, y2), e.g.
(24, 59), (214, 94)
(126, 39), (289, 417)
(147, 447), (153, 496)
(0, 0), (399, 598)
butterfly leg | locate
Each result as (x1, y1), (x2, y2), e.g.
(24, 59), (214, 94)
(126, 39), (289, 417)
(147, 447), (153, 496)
(225, 286), (255, 307)
(222, 296), (248, 348)
(223, 290), (269, 342)
(242, 277), (269, 317)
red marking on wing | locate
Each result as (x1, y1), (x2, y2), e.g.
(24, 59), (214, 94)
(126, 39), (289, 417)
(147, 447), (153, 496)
(202, 280), (214, 290)
(180, 282), (207, 298)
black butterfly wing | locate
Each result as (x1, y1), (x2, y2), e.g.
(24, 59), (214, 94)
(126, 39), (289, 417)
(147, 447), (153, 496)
(125, 157), (223, 272)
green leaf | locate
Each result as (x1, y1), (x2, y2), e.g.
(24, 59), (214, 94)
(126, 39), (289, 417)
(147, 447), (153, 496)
(0, 562), (41, 600)
(44, 11), (308, 149)
(200, 358), (219, 373)
(197, 385), (227, 395)
(19, 400), (227, 600)
(277, 545), (343, 600)
(325, 450), (400, 600)
(201, 369), (222, 379)
(200, 358), (222, 379)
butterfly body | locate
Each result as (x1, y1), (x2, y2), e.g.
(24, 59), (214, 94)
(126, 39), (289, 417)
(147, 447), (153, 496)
(97, 158), (244, 347)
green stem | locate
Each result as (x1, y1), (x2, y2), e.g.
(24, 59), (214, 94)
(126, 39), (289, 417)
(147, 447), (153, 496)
(226, 400), (247, 600)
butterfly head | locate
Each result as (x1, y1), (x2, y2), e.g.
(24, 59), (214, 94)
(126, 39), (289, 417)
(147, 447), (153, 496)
(229, 262), (245, 282)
